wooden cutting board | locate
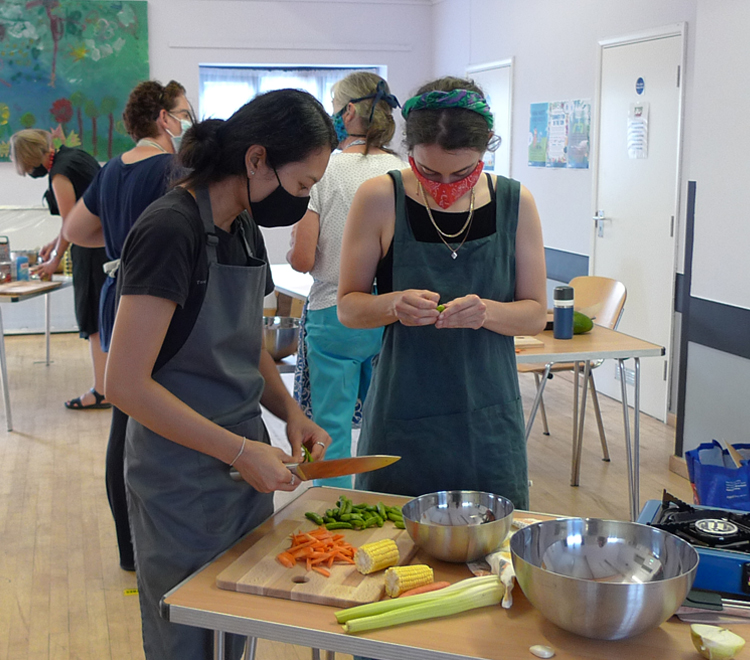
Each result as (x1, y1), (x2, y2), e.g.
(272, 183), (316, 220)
(0, 280), (62, 295)
(216, 490), (418, 608)
(514, 335), (544, 348)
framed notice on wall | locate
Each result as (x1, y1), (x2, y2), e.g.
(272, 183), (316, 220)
(528, 99), (590, 169)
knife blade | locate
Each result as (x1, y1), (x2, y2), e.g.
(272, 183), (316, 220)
(229, 454), (400, 482)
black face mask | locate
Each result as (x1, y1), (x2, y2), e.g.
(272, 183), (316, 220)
(247, 167), (310, 228)
(29, 164), (48, 178)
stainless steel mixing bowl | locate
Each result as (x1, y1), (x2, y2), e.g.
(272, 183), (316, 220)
(510, 518), (699, 640)
(401, 491), (514, 563)
(262, 316), (300, 361)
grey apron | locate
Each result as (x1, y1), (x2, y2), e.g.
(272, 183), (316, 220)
(355, 171), (529, 509)
(125, 188), (274, 660)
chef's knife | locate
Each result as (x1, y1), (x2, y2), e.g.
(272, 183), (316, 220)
(229, 454), (400, 482)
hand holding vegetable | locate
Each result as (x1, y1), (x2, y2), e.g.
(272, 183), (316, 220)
(286, 406), (330, 462)
(391, 289), (440, 326)
(435, 294), (487, 330)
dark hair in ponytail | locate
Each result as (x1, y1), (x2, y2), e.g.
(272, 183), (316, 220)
(178, 89), (337, 189)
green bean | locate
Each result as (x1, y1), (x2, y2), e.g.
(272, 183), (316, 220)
(376, 502), (387, 519)
(394, 520), (406, 529)
(305, 512), (325, 526)
(387, 512), (403, 523)
(325, 521), (353, 530)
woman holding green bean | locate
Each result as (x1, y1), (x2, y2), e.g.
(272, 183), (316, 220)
(338, 77), (547, 510)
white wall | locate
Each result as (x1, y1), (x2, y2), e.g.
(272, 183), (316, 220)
(0, 0), (435, 263)
(681, 0), (750, 451)
(150, 0), (434, 262)
(688, 0), (750, 309)
(433, 0), (697, 258)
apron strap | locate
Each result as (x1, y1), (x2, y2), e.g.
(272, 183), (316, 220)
(388, 169), (412, 243)
(195, 187), (219, 266)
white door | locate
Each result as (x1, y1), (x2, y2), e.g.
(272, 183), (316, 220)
(592, 28), (684, 421)
(467, 60), (513, 177)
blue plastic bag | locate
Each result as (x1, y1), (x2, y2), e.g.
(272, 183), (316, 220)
(685, 440), (750, 511)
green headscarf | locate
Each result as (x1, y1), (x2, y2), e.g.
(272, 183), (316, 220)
(401, 89), (494, 129)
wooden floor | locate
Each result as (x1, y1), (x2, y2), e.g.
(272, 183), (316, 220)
(0, 333), (692, 660)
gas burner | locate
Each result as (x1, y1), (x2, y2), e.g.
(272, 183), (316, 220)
(648, 492), (750, 551)
(695, 519), (739, 538)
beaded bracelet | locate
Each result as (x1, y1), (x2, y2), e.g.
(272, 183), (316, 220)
(229, 437), (247, 467)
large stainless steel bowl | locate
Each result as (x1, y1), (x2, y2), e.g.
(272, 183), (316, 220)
(510, 518), (699, 640)
(401, 491), (514, 563)
(262, 316), (300, 361)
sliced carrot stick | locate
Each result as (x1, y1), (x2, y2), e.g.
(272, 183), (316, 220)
(398, 581), (452, 598)
(277, 552), (296, 568)
(312, 566), (331, 577)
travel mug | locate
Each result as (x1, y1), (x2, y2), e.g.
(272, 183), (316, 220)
(553, 285), (574, 339)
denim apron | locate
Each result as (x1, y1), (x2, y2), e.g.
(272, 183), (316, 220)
(355, 170), (529, 510)
(125, 188), (274, 660)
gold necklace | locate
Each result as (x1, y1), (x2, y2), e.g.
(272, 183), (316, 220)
(418, 182), (475, 259)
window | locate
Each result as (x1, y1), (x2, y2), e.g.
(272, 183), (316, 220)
(199, 65), (382, 120)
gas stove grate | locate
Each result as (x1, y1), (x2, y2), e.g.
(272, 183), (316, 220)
(649, 492), (750, 552)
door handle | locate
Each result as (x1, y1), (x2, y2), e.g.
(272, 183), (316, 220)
(593, 210), (609, 237)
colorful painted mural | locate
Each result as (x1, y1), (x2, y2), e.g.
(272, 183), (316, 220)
(0, 1), (149, 162)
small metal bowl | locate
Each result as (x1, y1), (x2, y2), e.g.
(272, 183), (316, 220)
(262, 316), (300, 361)
(401, 491), (514, 563)
(510, 518), (699, 640)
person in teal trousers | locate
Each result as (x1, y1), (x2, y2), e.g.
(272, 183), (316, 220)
(287, 71), (405, 488)
(337, 77), (548, 510)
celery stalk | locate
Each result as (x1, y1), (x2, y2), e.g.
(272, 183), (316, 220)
(335, 574), (500, 624)
(343, 579), (504, 633)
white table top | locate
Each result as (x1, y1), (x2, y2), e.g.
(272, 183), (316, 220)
(270, 264), (313, 301)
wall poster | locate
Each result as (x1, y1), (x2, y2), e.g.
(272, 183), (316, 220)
(528, 99), (590, 169)
(0, 1), (149, 163)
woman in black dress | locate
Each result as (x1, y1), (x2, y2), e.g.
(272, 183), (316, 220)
(10, 129), (110, 409)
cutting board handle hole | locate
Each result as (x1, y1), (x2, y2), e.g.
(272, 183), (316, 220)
(291, 575), (310, 584)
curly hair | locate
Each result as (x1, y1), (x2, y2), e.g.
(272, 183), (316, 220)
(122, 80), (186, 141)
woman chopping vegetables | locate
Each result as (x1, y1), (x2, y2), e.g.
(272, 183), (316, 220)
(104, 89), (335, 660)
(338, 77), (547, 510)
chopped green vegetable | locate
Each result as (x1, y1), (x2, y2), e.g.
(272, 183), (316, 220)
(305, 511), (325, 526)
(325, 521), (354, 530)
(335, 575), (504, 633)
(302, 445), (312, 462)
(436, 304), (446, 313)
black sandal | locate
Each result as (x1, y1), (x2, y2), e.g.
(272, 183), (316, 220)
(65, 388), (112, 410)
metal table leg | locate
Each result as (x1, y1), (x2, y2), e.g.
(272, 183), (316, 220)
(571, 360), (591, 487)
(618, 358), (640, 521)
(244, 636), (257, 660)
(45, 291), (51, 365)
(214, 630), (225, 660)
(0, 307), (12, 432)
(524, 363), (552, 441)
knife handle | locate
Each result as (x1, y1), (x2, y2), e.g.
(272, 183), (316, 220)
(229, 463), (301, 482)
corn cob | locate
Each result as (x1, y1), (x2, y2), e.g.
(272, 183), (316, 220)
(354, 539), (399, 575)
(384, 564), (434, 597)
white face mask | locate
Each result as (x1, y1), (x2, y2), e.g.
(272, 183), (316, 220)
(166, 113), (192, 152)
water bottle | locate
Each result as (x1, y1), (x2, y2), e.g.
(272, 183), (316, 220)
(553, 285), (574, 339)
(15, 255), (29, 281)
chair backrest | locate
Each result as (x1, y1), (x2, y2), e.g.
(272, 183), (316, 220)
(569, 276), (627, 329)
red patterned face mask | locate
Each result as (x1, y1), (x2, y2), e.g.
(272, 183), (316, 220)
(409, 156), (484, 210)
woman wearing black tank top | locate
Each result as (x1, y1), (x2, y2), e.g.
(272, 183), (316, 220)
(338, 77), (548, 511)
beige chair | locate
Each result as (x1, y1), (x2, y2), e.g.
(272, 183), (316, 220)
(519, 276), (627, 479)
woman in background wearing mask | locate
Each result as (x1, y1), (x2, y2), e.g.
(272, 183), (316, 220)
(63, 79), (190, 572)
(287, 71), (405, 487)
(338, 77), (547, 510)
(104, 89), (334, 660)
(9, 129), (109, 410)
